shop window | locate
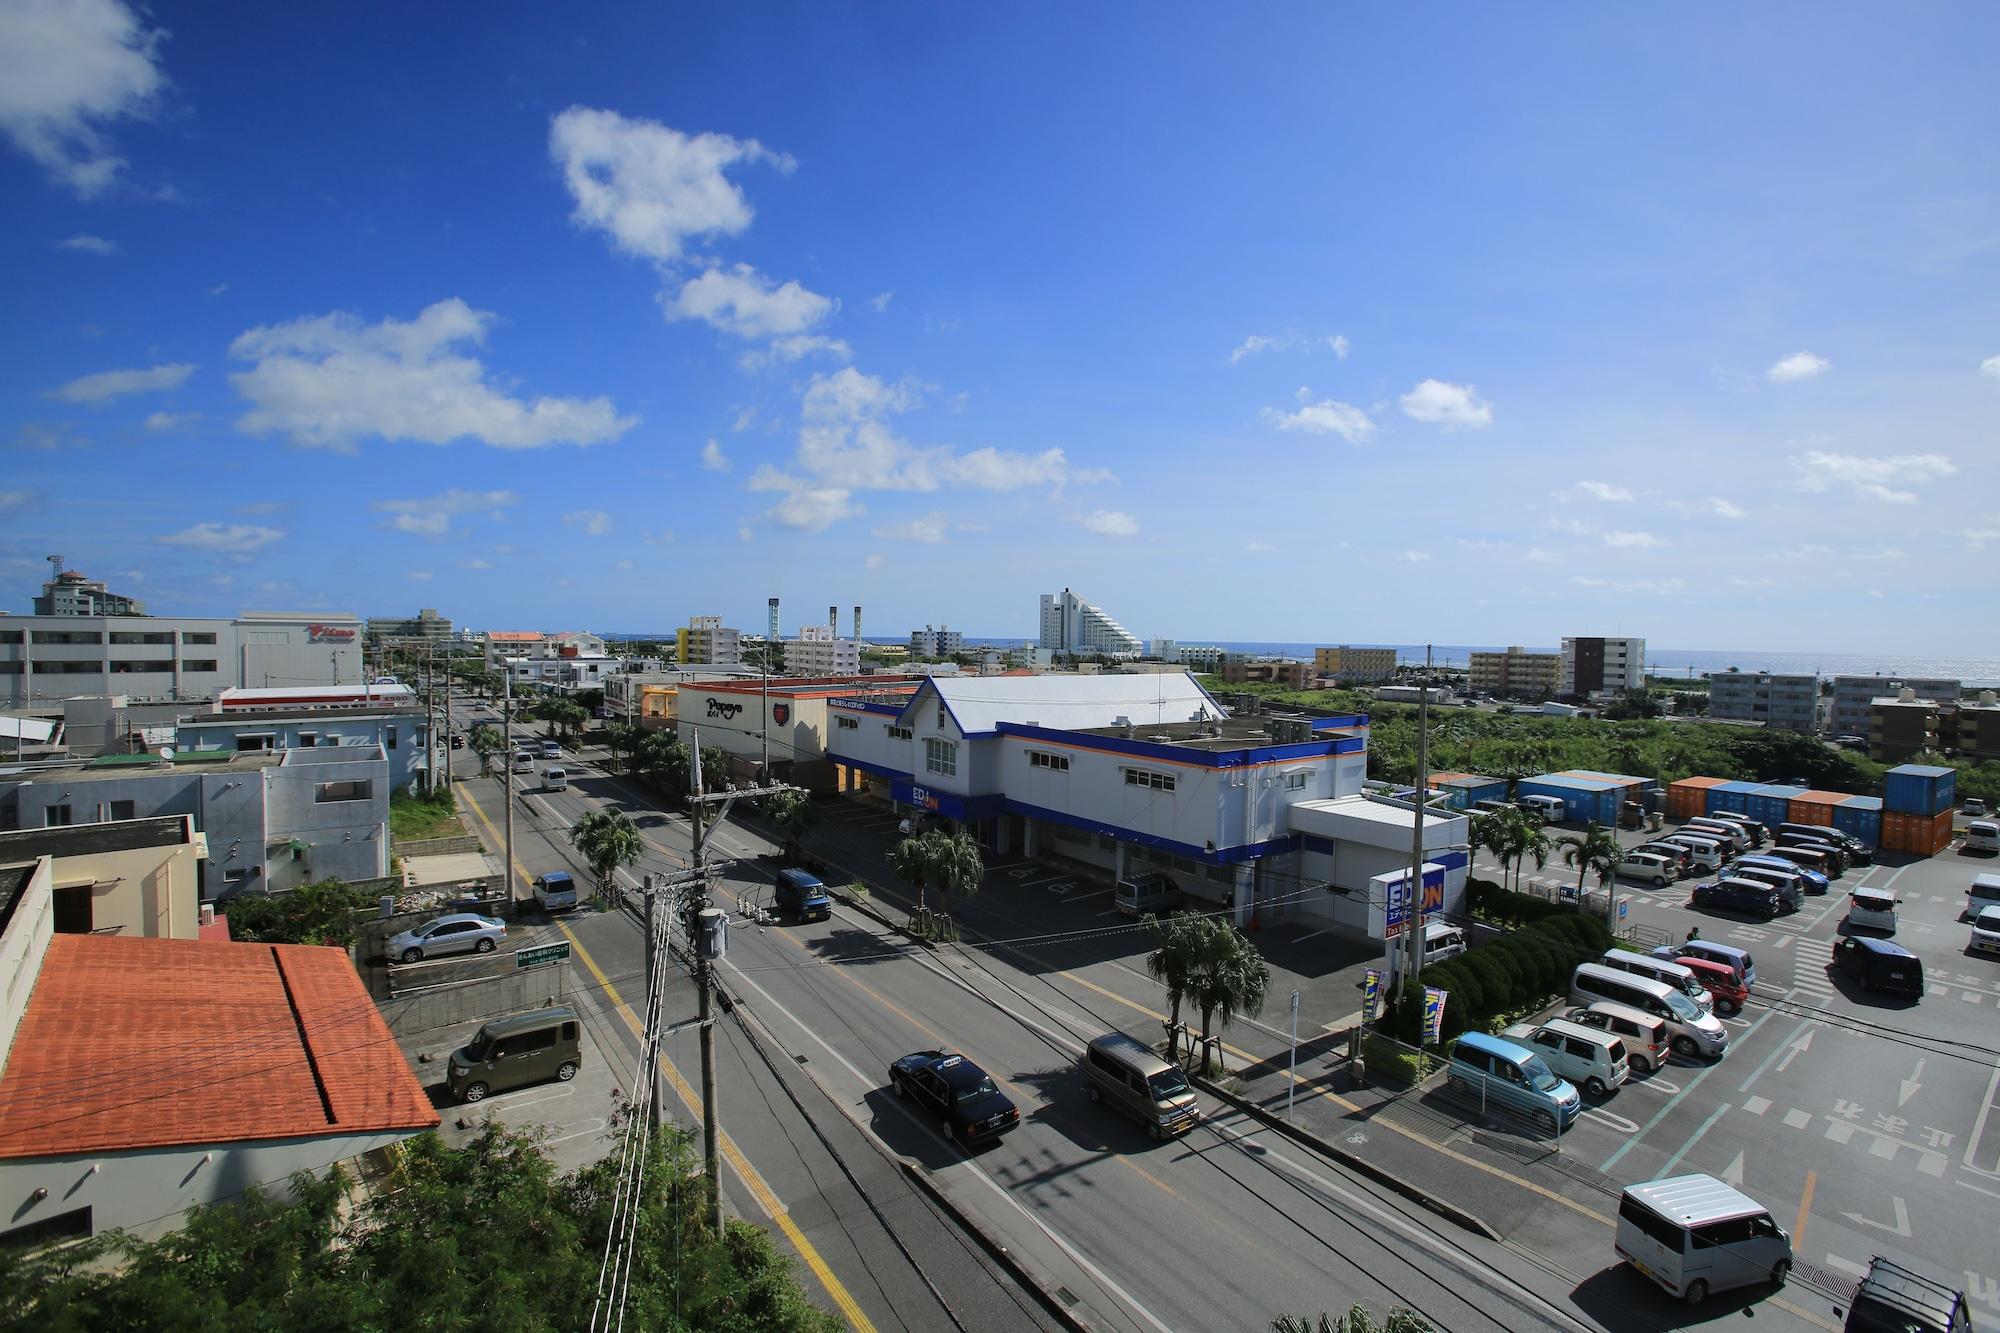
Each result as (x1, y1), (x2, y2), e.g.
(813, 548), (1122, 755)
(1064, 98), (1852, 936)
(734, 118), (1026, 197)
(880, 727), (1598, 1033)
(837, 716), (858, 730)
(1122, 767), (1176, 792)
(1028, 750), (1070, 771)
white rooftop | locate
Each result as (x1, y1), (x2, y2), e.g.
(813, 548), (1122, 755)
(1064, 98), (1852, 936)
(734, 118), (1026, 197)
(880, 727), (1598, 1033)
(0, 715), (56, 743)
(923, 672), (1220, 734)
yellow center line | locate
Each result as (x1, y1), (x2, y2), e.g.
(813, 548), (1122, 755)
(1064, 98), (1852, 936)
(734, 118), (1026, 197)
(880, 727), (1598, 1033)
(457, 784), (877, 1333)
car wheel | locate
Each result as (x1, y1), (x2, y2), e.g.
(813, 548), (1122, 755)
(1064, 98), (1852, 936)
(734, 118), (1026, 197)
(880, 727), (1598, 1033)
(1149, 1121), (1166, 1142)
(1085, 1082), (1102, 1104)
(1672, 1035), (1698, 1058)
(463, 1082), (489, 1103)
(557, 1061), (578, 1081)
(476, 938), (496, 954)
(941, 1118), (956, 1143)
(1585, 1076), (1608, 1098)
(891, 1073), (905, 1099)
(1684, 1279), (1708, 1306)
(401, 947), (422, 964)
(1630, 1054), (1653, 1075)
(1771, 1259), (1790, 1287)
(1724, 999), (1742, 1016)
(1537, 1109), (1559, 1133)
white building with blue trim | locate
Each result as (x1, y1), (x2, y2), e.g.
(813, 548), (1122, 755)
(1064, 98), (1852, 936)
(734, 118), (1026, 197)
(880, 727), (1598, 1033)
(825, 673), (1467, 938)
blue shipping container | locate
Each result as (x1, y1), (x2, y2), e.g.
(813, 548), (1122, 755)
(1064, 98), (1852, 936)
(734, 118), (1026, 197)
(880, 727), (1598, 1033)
(1833, 795), (1882, 849)
(1437, 777), (1506, 810)
(1746, 785), (1806, 828)
(1705, 780), (1761, 816)
(1518, 776), (1618, 825)
(1883, 765), (1956, 817)
(1561, 770), (1661, 794)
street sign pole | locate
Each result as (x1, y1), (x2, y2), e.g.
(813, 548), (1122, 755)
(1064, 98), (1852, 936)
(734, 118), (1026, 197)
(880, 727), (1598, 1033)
(1287, 989), (1301, 1119)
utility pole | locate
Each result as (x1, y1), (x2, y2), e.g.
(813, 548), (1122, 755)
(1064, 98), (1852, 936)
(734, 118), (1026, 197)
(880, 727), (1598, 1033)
(686, 728), (722, 1234)
(1402, 646), (1434, 991)
(503, 673), (516, 906)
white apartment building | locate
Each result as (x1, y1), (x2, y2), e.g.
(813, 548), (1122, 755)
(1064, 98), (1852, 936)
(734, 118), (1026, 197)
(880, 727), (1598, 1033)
(1559, 636), (1646, 698)
(1829, 675), (1959, 739)
(1706, 671), (1818, 732)
(1, 612), (362, 712)
(677, 616), (742, 666)
(910, 625), (965, 658)
(1038, 588), (1143, 657)
(784, 625), (861, 676)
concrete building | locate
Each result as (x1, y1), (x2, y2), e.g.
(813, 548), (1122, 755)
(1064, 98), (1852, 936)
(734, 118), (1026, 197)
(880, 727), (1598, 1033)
(1374, 684), (1453, 705)
(784, 624), (861, 676)
(365, 607), (453, 644)
(1314, 645), (1398, 684)
(676, 616), (743, 666)
(1560, 636), (1645, 699)
(1038, 589), (1143, 658)
(1222, 660), (1311, 688)
(0, 746), (391, 900)
(824, 672), (1467, 936)
(0, 815), (206, 939)
(177, 697), (432, 795)
(0, 867), (435, 1245)
(1706, 670), (1819, 733)
(1954, 693), (2000, 764)
(1468, 646), (1560, 699)
(1830, 675), (1959, 740)
(910, 625), (964, 658)
(678, 675), (922, 788)
(1869, 690), (1943, 764)
(31, 561), (145, 618)
(1148, 640), (1225, 670)
(0, 612), (362, 712)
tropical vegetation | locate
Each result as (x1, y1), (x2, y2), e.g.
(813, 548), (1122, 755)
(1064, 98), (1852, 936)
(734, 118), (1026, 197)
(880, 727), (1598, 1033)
(1144, 911), (1270, 1074)
(388, 787), (463, 841)
(1555, 820), (1624, 927)
(571, 808), (644, 904)
(1274, 1308), (1433, 1333)
(214, 878), (378, 949)
(467, 723), (505, 776)
(765, 789), (819, 865)
(886, 828), (986, 914)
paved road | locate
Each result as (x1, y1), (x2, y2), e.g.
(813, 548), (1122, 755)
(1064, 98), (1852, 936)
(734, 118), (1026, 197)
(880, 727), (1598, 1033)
(443, 716), (1595, 1333)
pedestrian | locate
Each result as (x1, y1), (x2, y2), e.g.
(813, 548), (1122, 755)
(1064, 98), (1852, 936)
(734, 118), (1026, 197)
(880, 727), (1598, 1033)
(1686, 926), (1700, 942)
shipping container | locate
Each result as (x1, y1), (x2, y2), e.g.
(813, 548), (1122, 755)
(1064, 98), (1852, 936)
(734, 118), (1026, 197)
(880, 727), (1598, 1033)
(1518, 775), (1620, 825)
(1429, 774), (1506, 811)
(1832, 795), (1881, 849)
(1558, 770), (1662, 794)
(1705, 780), (1761, 816)
(1667, 776), (1726, 822)
(1883, 764), (1956, 818)
(1788, 790), (1852, 826)
(1881, 809), (1955, 857)
(1746, 785), (1806, 828)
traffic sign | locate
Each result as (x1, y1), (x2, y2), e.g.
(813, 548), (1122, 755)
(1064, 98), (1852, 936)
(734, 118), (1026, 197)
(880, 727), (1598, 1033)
(516, 942), (572, 970)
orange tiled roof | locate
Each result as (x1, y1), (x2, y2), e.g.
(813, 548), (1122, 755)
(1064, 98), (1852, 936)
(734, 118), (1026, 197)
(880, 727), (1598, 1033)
(0, 935), (438, 1160)
(486, 631), (545, 642)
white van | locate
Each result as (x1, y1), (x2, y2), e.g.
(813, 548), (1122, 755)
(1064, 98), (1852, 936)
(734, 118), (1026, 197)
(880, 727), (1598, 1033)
(1499, 1018), (1629, 1098)
(1388, 921), (1467, 980)
(1658, 835), (1724, 874)
(1685, 818), (1751, 852)
(1570, 963), (1728, 1059)
(1616, 1173), (1791, 1305)
(543, 766), (568, 792)
(1965, 820), (2000, 853)
(1846, 886), (1899, 934)
(1519, 794), (1566, 824)
(511, 750), (536, 774)
(1969, 873), (2000, 919)
(1562, 1002), (1669, 1075)
(1601, 948), (1712, 1013)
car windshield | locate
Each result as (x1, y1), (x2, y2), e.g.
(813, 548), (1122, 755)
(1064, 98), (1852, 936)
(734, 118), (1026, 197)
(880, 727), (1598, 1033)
(1519, 1054), (1561, 1092)
(462, 1034), (490, 1061)
(1147, 1068), (1191, 1098)
(1663, 990), (1702, 1021)
(953, 1076), (1000, 1105)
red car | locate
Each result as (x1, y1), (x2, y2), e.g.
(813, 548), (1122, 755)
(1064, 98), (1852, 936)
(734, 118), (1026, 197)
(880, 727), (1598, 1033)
(1678, 954), (1748, 1015)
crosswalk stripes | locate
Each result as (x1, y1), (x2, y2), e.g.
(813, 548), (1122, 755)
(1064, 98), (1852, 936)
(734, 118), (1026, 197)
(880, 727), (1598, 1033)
(1790, 937), (1836, 997)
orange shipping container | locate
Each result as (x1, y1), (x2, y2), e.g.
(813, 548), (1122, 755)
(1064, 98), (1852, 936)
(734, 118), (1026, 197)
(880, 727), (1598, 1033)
(1668, 777), (1725, 822)
(1788, 791), (1850, 826)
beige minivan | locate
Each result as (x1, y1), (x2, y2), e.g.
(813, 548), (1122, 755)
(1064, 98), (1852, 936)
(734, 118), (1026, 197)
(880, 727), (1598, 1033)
(447, 1006), (582, 1102)
(1083, 1031), (1199, 1140)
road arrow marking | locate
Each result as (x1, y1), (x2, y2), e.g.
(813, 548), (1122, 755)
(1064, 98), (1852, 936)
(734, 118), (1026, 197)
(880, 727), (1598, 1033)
(1776, 1028), (1814, 1073)
(1841, 1196), (1911, 1237)
(1899, 1057), (1926, 1108)
(1721, 1150), (1745, 1186)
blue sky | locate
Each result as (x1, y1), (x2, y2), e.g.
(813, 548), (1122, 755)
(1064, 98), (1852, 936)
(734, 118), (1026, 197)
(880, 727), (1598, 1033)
(3, 4), (1997, 654)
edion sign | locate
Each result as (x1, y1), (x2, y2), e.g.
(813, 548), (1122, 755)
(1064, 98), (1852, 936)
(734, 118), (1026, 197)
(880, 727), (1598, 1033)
(308, 624), (357, 643)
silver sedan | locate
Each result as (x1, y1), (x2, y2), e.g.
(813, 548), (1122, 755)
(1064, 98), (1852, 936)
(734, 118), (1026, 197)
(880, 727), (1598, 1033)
(388, 913), (506, 964)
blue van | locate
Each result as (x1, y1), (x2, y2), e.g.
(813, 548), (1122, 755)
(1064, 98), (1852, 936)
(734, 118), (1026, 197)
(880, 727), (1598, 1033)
(1733, 853), (1829, 897)
(1445, 1031), (1582, 1132)
(774, 867), (833, 923)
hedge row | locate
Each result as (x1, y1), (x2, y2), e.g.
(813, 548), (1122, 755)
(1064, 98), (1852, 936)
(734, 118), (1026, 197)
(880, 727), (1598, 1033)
(1384, 909), (1613, 1046)
(1464, 876), (1591, 929)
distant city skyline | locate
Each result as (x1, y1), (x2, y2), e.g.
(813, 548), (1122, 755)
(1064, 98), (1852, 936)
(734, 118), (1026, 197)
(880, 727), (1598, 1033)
(5, 7), (1998, 654)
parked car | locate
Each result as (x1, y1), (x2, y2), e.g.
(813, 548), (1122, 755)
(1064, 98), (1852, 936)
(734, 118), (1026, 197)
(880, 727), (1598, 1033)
(1705, 812), (1768, 846)
(1617, 852), (1677, 887)
(1842, 1255), (1971, 1333)
(1444, 1031), (1582, 1132)
(1733, 852), (1829, 896)
(1658, 939), (1756, 989)
(1971, 905), (2000, 956)
(1115, 871), (1182, 917)
(388, 912), (506, 964)
(1616, 1173), (1792, 1304)
(1562, 1003), (1669, 1075)
(447, 1007), (581, 1102)
(1723, 863), (1805, 912)
(1499, 1019), (1629, 1098)
(1691, 878), (1780, 921)
(1658, 836), (1725, 874)
(1835, 937), (1924, 998)
(1963, 799), (1990, 819)
(1636, 842), (1694, 878)
(1846, 887), (1900, 934)
(1964, 820), (2000, 853)
(889, 1051), (1020, 1146)
(1677, 954), (1749, 1015)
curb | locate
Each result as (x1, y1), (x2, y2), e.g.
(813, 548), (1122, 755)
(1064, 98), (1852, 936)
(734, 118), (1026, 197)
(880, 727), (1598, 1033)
(1191, 1074), (1503, 1242)
(897, 1160), (1099, 1333)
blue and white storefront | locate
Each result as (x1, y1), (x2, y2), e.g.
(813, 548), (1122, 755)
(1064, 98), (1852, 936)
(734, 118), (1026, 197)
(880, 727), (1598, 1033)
(825, 674), (1465, 938)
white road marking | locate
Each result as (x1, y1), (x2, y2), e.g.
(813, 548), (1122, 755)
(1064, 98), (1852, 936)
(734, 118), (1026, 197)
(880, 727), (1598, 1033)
(1840, 1196), (1911, 1237)
(1900, 1058), (1925, 1107)
(1783, 1109), (1812, 1130)
(1743, 1096), (1771, 1115)
(1825, 1253), (1869, 1279)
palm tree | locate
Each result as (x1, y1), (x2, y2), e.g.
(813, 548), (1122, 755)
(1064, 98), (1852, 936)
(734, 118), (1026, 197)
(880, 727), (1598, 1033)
(468, 724), (504, 777)
(1187, 918), (1270, 1076)
(1144, 912), (1202, 1061)
(1557, 820), (1624, 926)
(601, 721), (644, 773)
(887, 833), (933, 912)
(766, 789), (819, 866)
(925, 829), (985, 907)
(571, 809), (643, 905)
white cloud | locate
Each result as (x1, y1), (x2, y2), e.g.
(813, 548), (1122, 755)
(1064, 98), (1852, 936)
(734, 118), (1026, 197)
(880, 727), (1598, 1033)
(229, 298), (635, 450)
(235, 500), (286, 516)
(1399, 379), (1493, 428)
(1730, 577), (1776, 589)
(0, 0), (165, 196)
(157, 522), (283, 553)
(614, 559), (633, 571)
(1082, 509), (1139, 538)
(870, 291), (893, 313)
(1789, 450), (1955, 504)
(1398, 549), (1431, 563)
(458, 558), (493, 570)
(206, 281), (227, 297)
(56, 233), (117, 254)
(666, 263), (834, 338)
(1703, 496), (1747, 519)
(738, 525), (756, 542)
(1328, 335), (1349, 360)
(563, 509), (613, 537)
(372, 488), (519, 538)
(406, 570), (433, 582)
(1957, 526), (2000, 552)
(1572, 576), (1686, 595)
(1246, 540), (1276, 553)
(749, 465), (859, 532)
(1522, 547), (1555, 563)
(1603, 530), (1666, 548)
(1768, 351), (1830, 383)
(1866, 588), (1886, 599)
(731, 406), (757, 433)
(872, 511), (948, 543)
(1565, 480), (1634, 503)
(1980, 355), (2000, 379)
(737, 334), (852, 372)
(143, 410), (199, 431)
(1230, 332), (1349, 364)
(864, 552), (884, 571)
(1230, 334), (1280, 364)
(1259, 393), (1374, 442)
(0, 489), (29, 508)
(548, 106), (792, 263)
(50, 362), (193, 404)
(701, 438), (730, 472)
